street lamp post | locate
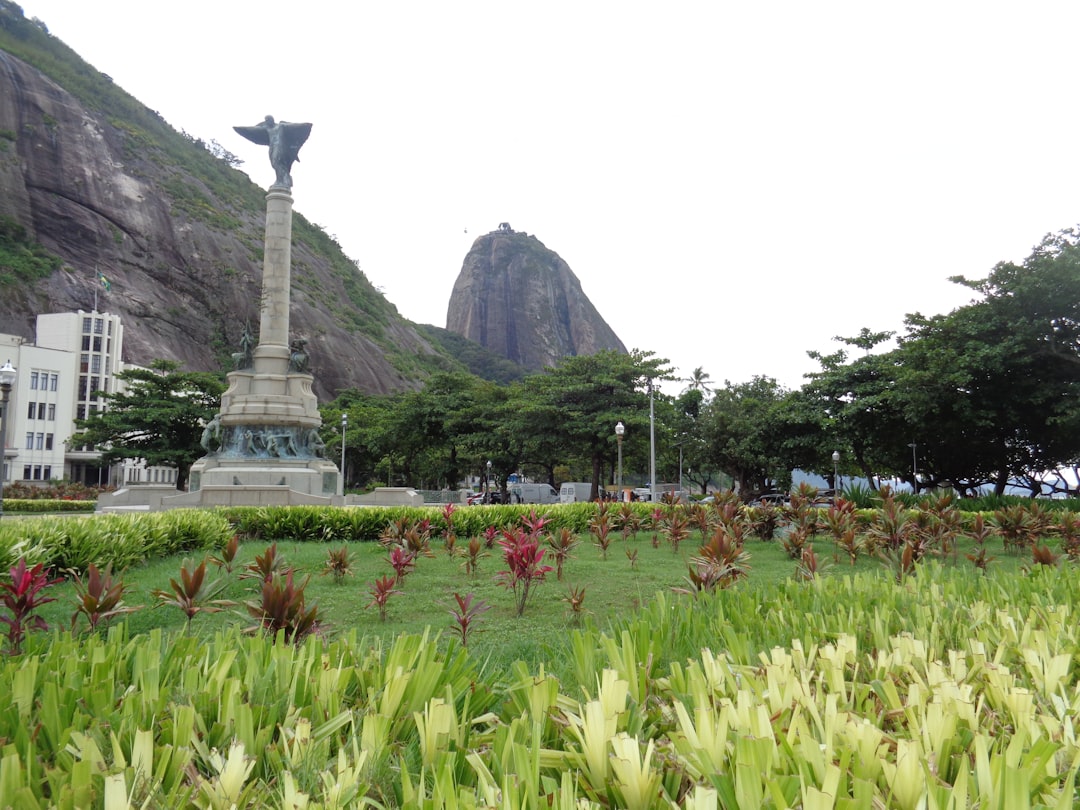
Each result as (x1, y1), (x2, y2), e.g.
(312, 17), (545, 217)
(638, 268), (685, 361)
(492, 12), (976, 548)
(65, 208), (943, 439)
(486, 459), (492, 503)
(908, 442), (917, 494)
(648, 382), (656, 503)
(832, 450), (840, 506)
(0, 360), (16, 520)
(339, 413), (347, 497)
(615, 421), (625, 502)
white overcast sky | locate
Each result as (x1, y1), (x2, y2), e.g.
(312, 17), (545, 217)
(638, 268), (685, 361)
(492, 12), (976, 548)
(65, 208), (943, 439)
(16, 1), (1080, 394)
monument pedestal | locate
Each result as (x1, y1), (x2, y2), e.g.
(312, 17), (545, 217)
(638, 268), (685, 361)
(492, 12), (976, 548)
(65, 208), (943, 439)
(159, 181), (343, 510)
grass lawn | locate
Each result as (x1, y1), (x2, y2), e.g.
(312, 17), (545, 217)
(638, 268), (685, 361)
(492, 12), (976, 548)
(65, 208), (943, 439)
(33, 525), (1039, 678)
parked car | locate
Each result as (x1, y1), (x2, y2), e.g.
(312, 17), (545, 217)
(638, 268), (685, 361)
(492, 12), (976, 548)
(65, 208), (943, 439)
(757, 492), (789, 505)
(468, 491), (504, 505)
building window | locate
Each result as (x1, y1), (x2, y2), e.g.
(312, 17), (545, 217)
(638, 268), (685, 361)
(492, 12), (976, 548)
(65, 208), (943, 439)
(32, 465), (42, 480)
(25, 433), (33, 450)
(45, 434), (53, 451)
(29, 371), (39, 390)
(94, 318), (104, 334)
(91, 355), (101, 373)
(37, 402), (46, 419)
(50, 374), (58, 391)
(47, 403), (55, 420)
(23, 465), (31, 479)
(27, 402), (36, 419)
(78, 377), (87, 399)
(43, 465), (51, 479)
(89, 376), (100, 395)
(82, 317), (92, 334)
(93, 336), (102, 352)
(80, 354), (89, 373)
(82, 335), (91, 351)
(35, 433), (44, 450)
(108, 320), (113, 336)
(76, 404), (86, 420)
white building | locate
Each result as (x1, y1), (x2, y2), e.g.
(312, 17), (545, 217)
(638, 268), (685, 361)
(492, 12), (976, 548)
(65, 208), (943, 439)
(0, 310), (178, 489)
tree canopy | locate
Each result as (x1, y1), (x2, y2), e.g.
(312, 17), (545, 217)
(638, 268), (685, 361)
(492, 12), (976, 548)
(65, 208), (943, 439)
(74, 360), (225, 490)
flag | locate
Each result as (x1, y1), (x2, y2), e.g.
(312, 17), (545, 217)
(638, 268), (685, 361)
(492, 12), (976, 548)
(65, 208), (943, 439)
(97, 271), (111, 292)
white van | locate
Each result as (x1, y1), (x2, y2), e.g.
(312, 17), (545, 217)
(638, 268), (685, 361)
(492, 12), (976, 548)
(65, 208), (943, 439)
(508, 482), (559, 504)
(559, 482), (595, 503)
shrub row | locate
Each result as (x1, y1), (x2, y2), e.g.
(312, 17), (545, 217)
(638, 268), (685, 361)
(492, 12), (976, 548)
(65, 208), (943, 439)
(2, 564), (1080, 806)
(0, 498), (96, 513)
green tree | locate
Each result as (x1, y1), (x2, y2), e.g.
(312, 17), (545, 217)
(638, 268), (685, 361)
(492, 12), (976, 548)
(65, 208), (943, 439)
(521, 350), (671, 500)
(700, 376), (789, 498)
(798, 334), (911, 491)
(74, 360), (225, 490)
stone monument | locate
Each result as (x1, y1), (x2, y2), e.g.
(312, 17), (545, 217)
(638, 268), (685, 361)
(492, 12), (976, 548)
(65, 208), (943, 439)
(163, 117), (340, 508)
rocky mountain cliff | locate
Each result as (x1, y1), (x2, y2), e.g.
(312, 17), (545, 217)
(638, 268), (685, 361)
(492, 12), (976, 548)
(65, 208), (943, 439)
(0, 3), (451, 399)
(446, 225), (626, 370)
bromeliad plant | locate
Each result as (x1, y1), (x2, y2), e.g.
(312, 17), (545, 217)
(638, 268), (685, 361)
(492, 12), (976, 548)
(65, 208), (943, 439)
(1, 559), (61, 653)
(495, 526), (554, 616)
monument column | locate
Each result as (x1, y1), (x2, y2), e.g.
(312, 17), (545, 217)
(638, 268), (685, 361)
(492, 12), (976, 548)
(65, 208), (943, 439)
(254, 187), (294, 373)
(161, 115), (341, 510)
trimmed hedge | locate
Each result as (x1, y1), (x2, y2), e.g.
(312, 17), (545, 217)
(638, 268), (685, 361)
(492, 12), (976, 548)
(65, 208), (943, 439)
(0, 498), (96, 513)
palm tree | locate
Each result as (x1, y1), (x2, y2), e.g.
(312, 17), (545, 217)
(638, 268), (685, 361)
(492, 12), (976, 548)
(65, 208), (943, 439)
(681, 366), (713, 395)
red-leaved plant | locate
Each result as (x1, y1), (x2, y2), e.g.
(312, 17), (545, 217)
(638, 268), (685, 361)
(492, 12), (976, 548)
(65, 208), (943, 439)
(70, 563), (141, 632)
(385, 546), (417, 585)
(244, 571), (320, 643)
(210, 534), (242, 574)
(460, 536), (489, 576)
(495, 527), (554, 616)
(366, 575), (402, 622)
(1, 559), (61, 653)
(152, 558), (233, 631)
(446, 592), (490, 647)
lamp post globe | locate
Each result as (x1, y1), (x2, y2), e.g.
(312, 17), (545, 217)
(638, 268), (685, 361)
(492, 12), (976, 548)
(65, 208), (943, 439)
(0, 360), (17, 520)
(831, 450), (840, 505)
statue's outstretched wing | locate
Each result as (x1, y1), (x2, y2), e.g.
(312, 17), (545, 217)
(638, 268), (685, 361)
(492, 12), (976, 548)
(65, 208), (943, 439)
(233, 125), (271, 146)
(280, 122), (313, 161)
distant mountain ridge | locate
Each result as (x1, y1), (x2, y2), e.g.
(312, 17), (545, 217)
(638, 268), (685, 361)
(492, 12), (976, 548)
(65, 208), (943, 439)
(0, 3), (626, 394)
(0, 2), (453, 398)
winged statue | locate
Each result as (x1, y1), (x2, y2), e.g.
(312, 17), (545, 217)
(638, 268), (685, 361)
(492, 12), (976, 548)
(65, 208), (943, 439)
(233, 116), (313, 189)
